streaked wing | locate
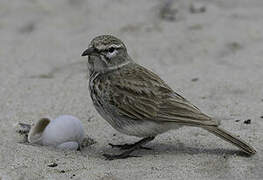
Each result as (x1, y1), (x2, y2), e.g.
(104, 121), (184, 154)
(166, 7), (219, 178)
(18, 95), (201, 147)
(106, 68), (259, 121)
(108, 63), (218, 127)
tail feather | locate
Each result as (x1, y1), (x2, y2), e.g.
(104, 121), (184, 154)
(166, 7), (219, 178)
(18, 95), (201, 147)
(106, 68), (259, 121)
(204, 126), (256, 155)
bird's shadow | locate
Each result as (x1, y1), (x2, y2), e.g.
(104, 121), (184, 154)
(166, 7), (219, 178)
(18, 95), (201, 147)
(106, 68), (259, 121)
(100, 142), (250, 158)
(151, 143), (248, 156)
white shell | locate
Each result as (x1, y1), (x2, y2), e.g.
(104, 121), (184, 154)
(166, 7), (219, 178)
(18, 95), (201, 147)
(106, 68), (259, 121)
(28, 115), (84, 150)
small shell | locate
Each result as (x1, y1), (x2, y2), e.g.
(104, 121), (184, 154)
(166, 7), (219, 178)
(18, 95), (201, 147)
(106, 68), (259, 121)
(28, 115), (84, 150)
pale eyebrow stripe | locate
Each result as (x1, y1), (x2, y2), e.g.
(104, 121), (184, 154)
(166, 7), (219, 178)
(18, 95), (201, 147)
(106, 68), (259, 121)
(96, 44), (122, 51)
(109, 44), (122, 48)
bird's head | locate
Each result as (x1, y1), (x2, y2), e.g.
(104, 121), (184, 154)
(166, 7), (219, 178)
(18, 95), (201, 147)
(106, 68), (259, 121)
(82, 35), (132, 74)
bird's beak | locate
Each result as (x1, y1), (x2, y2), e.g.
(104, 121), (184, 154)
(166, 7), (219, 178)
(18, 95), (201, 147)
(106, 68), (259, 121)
(81, 47), (95, 56)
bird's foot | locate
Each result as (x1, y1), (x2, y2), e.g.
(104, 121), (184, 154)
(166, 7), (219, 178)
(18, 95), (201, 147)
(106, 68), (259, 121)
(103, 137), (155, 160)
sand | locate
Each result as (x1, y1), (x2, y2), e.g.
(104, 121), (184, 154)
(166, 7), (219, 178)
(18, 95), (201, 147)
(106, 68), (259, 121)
(0, 0), (262, 179)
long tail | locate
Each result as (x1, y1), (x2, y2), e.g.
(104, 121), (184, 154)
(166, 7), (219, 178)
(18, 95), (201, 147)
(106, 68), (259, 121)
(203, 126), (256, 155)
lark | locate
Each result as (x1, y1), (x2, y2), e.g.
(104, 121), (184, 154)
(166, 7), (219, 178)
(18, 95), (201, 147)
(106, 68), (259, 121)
(81, 35), (256, 160)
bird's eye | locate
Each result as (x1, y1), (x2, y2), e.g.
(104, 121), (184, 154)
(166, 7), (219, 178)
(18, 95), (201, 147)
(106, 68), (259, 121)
(108, 47), (115, 53)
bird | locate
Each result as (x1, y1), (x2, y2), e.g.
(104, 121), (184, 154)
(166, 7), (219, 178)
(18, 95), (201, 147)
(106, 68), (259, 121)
(81, 35), (256, 160)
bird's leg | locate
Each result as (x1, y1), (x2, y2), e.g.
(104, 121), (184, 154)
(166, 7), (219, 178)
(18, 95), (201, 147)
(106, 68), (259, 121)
(103, 137), (155, 160)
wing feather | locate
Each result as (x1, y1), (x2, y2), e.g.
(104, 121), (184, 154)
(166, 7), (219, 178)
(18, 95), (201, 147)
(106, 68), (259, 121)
(107, 63), (218, 126)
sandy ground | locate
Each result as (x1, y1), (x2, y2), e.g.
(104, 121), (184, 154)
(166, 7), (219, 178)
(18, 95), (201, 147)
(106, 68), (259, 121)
(0, 0), (263, 179)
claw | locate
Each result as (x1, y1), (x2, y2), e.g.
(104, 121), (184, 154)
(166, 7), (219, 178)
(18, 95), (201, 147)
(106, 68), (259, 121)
(104, 137), (155, 160)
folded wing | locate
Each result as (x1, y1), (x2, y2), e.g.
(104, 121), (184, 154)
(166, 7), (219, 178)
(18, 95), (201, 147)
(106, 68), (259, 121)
(108, 64), (219, 127)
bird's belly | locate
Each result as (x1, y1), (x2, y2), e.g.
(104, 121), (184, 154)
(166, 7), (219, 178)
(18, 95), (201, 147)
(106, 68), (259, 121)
(117, 120), (181, 137)
(95, 105), (181, 137)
